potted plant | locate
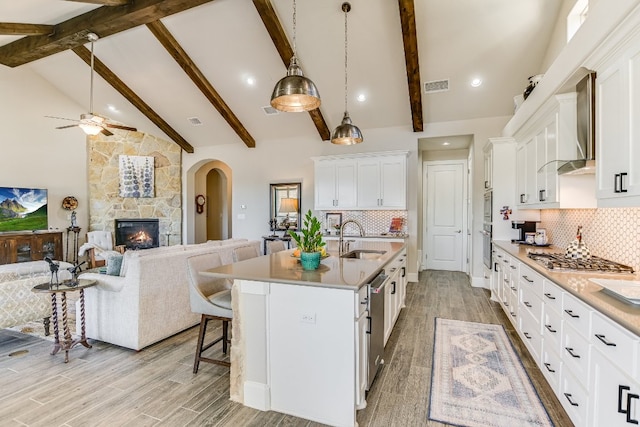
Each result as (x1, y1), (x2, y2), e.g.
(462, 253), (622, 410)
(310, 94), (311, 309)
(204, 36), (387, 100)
(289, 210), (326, 270)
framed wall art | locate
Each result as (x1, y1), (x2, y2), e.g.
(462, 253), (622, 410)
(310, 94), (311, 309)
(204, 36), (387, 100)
(119, 155), (154, 198)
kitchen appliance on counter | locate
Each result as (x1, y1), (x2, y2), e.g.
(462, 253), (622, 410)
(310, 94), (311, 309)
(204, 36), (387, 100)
(527, 252), (634, 273)
(367, 271), (388, 390)
(511, 220), (537, 243)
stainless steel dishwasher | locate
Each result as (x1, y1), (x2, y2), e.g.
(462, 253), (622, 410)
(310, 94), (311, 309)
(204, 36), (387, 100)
(367, 270), (388, 390)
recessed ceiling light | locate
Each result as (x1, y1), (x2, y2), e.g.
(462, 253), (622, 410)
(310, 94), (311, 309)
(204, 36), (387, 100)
(246, 77), (256, 86)
(356, 93), (366, 102)
(442, 141), (451, 146)
(471, 78), (482, 87)
(107, 104), (119, 113)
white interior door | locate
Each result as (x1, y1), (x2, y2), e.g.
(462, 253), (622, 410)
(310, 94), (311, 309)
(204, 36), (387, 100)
(424, 162), (466, 271)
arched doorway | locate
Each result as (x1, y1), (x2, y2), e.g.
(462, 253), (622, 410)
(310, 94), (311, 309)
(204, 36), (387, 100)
(206, 168), (227, 240)
(192, 160), (232, 244)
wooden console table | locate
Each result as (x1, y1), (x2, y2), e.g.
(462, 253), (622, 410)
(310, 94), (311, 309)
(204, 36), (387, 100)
(32, 278), (96, 363)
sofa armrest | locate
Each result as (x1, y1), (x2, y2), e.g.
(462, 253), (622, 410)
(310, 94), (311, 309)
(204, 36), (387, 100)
(78, 272), (127, 292)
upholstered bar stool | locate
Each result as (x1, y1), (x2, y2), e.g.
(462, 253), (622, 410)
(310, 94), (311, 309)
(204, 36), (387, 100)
(233, 245), (260, 261)
(186, 252), (233, 373)
(267, 240), (287, 254)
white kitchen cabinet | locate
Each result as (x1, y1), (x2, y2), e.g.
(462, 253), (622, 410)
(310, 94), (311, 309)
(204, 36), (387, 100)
(314, 158), (357, 210)
(357, 155), (406, 209)
(383, 267), (400, 346)
(517, 137), (538, 205)
(314, 152), (408, 211)
(596, 39), (640, 206)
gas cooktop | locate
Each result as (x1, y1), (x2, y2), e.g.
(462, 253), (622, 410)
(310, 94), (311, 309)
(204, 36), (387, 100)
(527, 252), (635, 274)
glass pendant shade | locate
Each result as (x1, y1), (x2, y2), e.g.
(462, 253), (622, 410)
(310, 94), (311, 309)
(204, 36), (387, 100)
(271, 57), (321, 112)
(331, 111), (363, 145)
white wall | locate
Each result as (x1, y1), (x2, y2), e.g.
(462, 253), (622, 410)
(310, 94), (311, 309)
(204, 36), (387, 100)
(0, 66), (88, 244)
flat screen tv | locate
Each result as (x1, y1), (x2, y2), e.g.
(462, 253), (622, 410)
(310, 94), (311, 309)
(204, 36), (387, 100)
(0, 187), (48, 232)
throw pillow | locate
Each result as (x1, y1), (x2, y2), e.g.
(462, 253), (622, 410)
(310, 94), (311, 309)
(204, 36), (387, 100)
(106, 253), (124, 276)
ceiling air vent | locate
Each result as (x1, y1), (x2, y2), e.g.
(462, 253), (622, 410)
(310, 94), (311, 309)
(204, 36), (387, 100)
(262, 105), (280, 116)
(424, 79), (449, 93)
(187, 117), (203, 126)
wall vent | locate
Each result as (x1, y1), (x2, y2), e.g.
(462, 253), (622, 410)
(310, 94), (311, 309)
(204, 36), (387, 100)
(187, 117), (203, 126)
(424, 79), (449, 93)
(262, 105), (280, 115)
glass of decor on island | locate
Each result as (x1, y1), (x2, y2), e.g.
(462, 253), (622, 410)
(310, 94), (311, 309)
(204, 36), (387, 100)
(289, 210), (326, 270)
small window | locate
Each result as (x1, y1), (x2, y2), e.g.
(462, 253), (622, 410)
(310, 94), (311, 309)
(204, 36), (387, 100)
(567, 0), (589, 42)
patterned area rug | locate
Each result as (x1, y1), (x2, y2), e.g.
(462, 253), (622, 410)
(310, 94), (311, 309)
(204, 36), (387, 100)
(429, 318), (553, 427)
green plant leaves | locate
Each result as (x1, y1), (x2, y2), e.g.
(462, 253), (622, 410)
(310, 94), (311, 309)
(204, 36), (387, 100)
(288, 209), (325, 253)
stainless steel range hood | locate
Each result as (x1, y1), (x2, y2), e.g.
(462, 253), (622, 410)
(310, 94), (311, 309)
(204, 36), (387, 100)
(558, 72), (596, 175)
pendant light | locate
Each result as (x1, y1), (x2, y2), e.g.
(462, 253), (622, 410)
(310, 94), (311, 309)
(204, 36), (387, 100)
(331, 2), (363, 145)
(270, 0), (321, 112)
(78, 33), (103, 136)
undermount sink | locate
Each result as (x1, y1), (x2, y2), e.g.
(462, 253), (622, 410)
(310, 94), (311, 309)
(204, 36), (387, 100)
(340, 249), (387, 259)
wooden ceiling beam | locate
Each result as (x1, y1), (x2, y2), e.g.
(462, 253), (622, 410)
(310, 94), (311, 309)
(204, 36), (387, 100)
(252, 0), (331, 141)
(147, 20), (255, 148)
(0, 0), (216, 67)
(398, 0), (424, 132)
(0, 23), (54, 36)
(65, 0), (130, 5)
(72, 45), (194, 153)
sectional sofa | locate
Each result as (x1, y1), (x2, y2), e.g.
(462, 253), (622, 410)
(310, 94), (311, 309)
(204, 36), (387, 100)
(77, 239), (261, 351)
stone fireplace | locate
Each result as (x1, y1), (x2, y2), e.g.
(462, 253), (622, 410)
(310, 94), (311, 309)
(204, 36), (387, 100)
(115, 218), (160, 250)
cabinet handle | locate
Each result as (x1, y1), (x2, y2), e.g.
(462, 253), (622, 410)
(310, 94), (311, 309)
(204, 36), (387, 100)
(544, 362), (555, 373)
(484, 180), (488, 189)
(366, 316), (371, 334)
(522, 275), (534, 283)
(545, 324), (557, 333)
(504, 301), (509, 307)
(621, 172), (628, 193)
(510, 265), (516, 269)
(523, 332), (531, 339)
(401, 267), (406, 278)
(619, 385), (631, 414)
(520, 193), (526, 203)
(510, 286), (517, 291)
(539, 189), (546, 202)
(565, 347), (581, 358)
(524, 301), (532, 308)
(544, 293), (556, 300)
(564, 309), (579, 318)
(595, 333), (617, 347)
(564, 393), (579, 407)
(510, 311), (516, 317)
(391, 281), (396, 295)
(614, 173), (629, 193)
(494, 262), (498, 272)
(627, 393), (639, 425)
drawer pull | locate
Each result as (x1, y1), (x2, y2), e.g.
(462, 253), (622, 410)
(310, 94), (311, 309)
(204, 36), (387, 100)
(544, 293), (556, 300)
(565, 347), (581, 358)
(564, 393), (579, 407)
(544, 324), (557, 333)
(511, 286), (517, 291)
(595, 334), (617, 347)
(523, 332), (531, 339)
(564, 309), (580, 318)
(544, 362), (555, 373)
(510, 312), (516, 317)
(524, 301), (532, 308)
(522, 275), (534, 283)
(391, 281), (396, 295)
(627, 393), (639, 425)
(504, 278), (509, 284)
(619, 385), (631, 414)
(510, 265), (516, 270)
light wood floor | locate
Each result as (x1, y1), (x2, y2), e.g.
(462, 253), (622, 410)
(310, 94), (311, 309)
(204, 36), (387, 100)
(0, 271), (573, 427)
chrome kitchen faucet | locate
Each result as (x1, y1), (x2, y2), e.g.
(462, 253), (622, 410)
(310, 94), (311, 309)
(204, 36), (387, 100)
(339, 219), (364, 255)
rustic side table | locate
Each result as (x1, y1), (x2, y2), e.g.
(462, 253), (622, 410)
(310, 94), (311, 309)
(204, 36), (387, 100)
(32, 278), (97, 363)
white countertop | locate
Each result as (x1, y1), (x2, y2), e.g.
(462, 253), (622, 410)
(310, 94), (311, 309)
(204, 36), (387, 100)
(493, 240), (640, 337)
(201, 240), (406, 290)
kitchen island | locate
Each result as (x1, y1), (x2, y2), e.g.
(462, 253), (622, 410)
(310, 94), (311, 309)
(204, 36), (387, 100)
(201, 240), (406, 427)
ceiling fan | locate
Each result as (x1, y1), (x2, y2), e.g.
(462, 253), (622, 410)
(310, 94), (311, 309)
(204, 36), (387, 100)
(46, 32), (136, 136)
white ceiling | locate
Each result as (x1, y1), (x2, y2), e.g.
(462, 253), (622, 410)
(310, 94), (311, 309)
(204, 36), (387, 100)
(0, 0), (563, 150)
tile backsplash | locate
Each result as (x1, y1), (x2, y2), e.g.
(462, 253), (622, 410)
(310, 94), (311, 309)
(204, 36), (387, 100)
(540, 208), (640, 272)
(318, 210), (408, 236)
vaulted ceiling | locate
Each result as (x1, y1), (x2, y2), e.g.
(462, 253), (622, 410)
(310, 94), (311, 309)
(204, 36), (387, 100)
(0, 0), (562, 152)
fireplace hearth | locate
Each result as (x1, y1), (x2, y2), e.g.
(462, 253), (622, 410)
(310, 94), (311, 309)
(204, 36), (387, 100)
(115, 218), (159, 250)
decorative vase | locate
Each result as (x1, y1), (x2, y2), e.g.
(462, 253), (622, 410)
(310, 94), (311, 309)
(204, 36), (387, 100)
(300, 251), (321, 270)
